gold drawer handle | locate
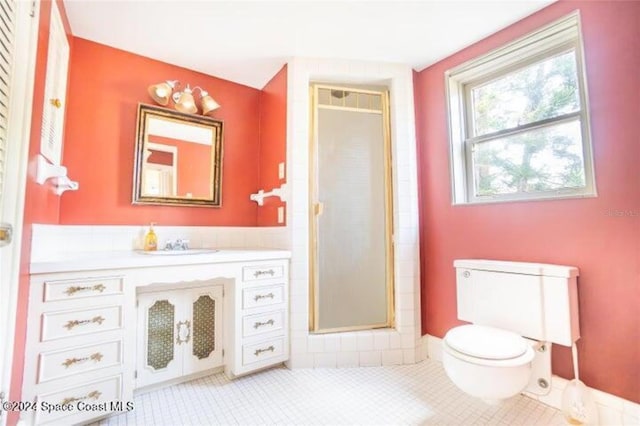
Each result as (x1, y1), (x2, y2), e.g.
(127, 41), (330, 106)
(253, 269), (275, 278)
(62, 352), (104, 368)
(61, 390), (101, 406)
(254, 319), (275, 329)
(50, 98), (62, 108)
(254, 345), (275, 357)
(64, 315), (105, 330)
(254, 293), (275, 302)
(64, 283), (106, 296)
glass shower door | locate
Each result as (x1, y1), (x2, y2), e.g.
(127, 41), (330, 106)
(310, 84), (394, 332)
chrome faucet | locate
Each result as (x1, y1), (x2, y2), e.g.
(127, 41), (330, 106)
(163, 239), (190, 251)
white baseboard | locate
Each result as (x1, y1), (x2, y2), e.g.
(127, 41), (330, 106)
(424, 334), (639, 425)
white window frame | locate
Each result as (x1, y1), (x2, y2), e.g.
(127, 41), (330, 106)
(445, 11), (597, 205)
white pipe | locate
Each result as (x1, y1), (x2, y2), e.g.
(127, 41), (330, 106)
(571, 343), (580, 380)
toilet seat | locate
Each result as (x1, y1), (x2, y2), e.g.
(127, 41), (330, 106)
(443, 324), (535, 367)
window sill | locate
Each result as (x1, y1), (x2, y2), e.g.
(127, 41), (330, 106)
(452, 190), (598, 206)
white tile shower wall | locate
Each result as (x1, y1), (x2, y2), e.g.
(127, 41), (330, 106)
(30, 224), (289, 261)
(284, 57), (421, 369)
(425, 334), (639, 424)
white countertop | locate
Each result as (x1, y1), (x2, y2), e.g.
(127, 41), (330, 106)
(31, 248), (291, 274)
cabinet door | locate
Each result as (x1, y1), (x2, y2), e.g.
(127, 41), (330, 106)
(183, 286), (223, 375)
(136, 290), (184, 388)
(40, 0), (69, 165)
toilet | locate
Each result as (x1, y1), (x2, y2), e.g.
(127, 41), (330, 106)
(442, 259), (580, 404)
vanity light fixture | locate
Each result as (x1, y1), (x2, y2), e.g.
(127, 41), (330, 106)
(147, 80), (220, 115)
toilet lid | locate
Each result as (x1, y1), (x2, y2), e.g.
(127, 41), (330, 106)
(445, 325), (528, 360)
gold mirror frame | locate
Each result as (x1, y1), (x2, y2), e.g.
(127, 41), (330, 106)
(133, 104), (223, 207)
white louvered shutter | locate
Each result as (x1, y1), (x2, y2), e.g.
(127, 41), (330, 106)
(39, 0), (69, 165)
(0, 0), (16, 206)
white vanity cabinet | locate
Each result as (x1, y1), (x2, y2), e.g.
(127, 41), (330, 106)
(136, 285), (223, 388)
(22, 272), (132, 426)
(25, 249), (290, 425)
(225, 260), (289, 377)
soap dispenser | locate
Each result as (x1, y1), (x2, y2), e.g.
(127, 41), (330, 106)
(144, 223), (158, 251)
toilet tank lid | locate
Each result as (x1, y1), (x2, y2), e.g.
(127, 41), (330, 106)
(454, 259), (578, 278)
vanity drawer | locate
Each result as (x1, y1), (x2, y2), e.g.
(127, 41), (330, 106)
(41, 305), (122, 342)
(242, 310), (284, 338)
(242, 264), (284, 282)
(43, 276), (123, 302)
(38, 340), (123, 384)
(242, 338), (285, 366)
(35, 374), (122, 425)
(242, 284), (285, 310)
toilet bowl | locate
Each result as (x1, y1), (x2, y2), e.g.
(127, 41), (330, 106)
(442, 324), (535, 403)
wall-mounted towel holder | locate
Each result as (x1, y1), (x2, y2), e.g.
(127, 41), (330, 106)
(52, 176), (79, 195)
(250, 183), (287, 206)
(35, 154), (79, 195)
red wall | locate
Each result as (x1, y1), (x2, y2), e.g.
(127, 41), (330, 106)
(10, 1), (73, 424)
(257, 65), (288, 226)
(414, 1), (640, 402)
(60, 38), (261, 225)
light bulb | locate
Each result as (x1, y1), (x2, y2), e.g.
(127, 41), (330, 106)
(174, 87), (197, 114)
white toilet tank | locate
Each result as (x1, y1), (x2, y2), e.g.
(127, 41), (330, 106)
(454, 259), (580, 346)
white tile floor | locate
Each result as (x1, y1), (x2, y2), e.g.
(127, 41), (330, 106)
(93, 360), (565, 426)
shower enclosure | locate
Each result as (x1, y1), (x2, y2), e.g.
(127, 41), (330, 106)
(309, 84), (394, 333)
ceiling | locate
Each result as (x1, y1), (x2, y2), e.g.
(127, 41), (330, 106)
(63, 1), (555, 89)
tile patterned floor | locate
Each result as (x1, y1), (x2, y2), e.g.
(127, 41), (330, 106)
(93, 360), (565, 425)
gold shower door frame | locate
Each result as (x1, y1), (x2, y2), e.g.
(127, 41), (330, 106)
(309, 83), (395, 334)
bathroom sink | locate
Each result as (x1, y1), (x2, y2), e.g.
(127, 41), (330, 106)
(138, 249), (219, 256)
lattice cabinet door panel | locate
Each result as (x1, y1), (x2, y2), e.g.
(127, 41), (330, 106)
(136, 285), (224, 389)
(183, 286), (223, 375)
(136, 290), (185, 388)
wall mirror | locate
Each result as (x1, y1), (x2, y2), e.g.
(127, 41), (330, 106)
(133, 104), (223, 207)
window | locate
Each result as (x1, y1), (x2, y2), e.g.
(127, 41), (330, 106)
(446, 12), (596, 204)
